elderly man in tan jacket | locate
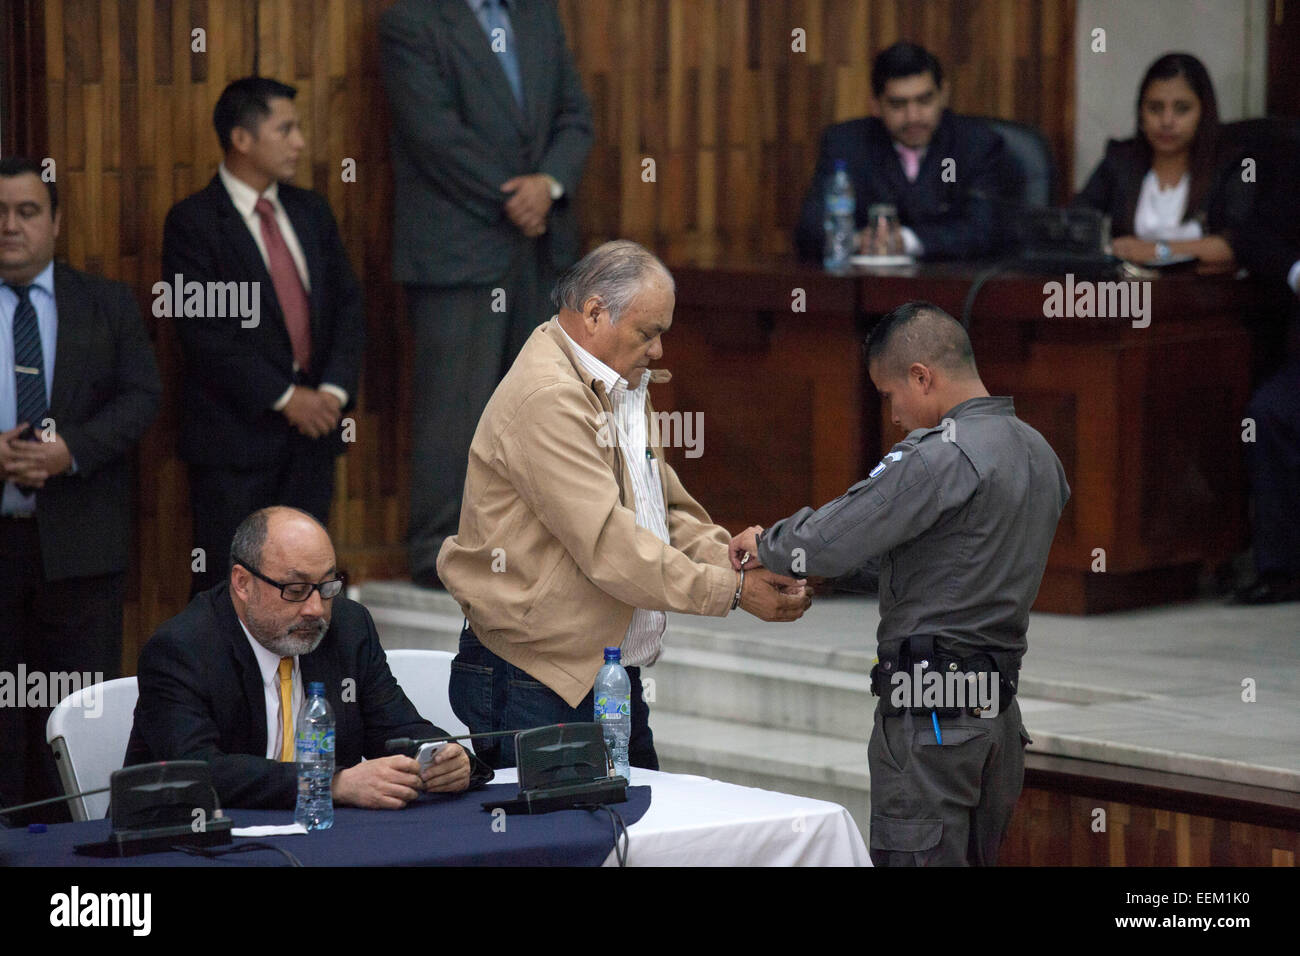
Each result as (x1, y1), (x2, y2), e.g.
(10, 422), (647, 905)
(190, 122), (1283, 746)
(438, 240), (811, 769)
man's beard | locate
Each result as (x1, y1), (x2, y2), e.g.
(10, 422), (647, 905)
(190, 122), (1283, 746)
(247, 610), (328, 657)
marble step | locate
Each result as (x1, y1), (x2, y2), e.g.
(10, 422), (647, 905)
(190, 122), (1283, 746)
(356, 581), (1300, 798)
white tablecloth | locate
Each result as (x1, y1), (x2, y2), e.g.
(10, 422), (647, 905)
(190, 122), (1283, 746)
(491, 768), (870, 866)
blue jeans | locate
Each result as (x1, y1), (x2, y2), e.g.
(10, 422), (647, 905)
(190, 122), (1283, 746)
(449, 622), (659, 771)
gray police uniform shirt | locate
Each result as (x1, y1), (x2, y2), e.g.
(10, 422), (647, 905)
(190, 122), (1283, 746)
(757, 396), (1070, 666)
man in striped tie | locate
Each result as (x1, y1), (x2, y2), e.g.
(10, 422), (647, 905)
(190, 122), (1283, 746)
(0, 157), (161, 820)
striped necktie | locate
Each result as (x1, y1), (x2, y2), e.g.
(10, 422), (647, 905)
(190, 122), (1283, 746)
(10, 284), (47, 435)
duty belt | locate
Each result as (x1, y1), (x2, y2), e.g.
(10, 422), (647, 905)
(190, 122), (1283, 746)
(869, 634), (1019, 718)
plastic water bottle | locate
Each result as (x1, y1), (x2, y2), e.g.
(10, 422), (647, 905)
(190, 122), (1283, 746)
(294, 681), (335, 831)
(823, 159), (856, 270)
(594, 647), (631, 781)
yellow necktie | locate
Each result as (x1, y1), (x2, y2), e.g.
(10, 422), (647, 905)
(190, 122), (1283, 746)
(278, 657), (294, 761)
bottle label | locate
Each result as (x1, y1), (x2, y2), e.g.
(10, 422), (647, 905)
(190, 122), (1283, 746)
(826, 195), (854, 217)
(595, 694), (631, 719)
(296, 728), (336, 758)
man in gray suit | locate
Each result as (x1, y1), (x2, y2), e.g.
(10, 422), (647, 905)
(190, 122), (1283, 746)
(379, 0), (593, 587)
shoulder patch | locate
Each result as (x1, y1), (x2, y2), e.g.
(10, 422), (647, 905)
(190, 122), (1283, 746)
(868, 450), (903, 479)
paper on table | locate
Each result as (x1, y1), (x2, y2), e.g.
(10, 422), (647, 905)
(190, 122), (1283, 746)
(232, 823), (309, 837)
(849, 254), (914, 267)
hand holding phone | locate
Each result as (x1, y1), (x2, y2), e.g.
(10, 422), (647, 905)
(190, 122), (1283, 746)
(416, 741), (447, 771)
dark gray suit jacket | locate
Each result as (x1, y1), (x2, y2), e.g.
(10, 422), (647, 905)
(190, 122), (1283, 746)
(29, 263), (161, 581)
(379, 0), (593, 286)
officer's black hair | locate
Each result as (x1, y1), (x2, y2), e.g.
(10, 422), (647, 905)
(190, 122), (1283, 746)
(865, 301), (978, 380)
(0, 156), (57, 216)
(871, 42), (943, 98)
(213, 76), (298, 153)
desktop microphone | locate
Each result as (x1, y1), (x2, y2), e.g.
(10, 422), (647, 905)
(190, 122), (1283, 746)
(389, 723), (629, 815)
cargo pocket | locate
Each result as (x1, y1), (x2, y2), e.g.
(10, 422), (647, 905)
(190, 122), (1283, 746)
(870, 815), (943, 856)
(916, 724), (989, 748)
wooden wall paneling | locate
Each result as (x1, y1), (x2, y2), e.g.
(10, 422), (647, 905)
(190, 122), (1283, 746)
(21, 0), (1077, 663)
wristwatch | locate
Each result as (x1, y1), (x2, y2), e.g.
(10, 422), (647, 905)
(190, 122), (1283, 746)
(542, 174), (564, 201)
(1154, 241), (1172, 262)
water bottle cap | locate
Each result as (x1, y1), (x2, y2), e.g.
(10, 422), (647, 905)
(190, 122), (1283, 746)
(307, 681), (326, 696)
(603, 647), (621, 662)
(833, 159), (847, 172)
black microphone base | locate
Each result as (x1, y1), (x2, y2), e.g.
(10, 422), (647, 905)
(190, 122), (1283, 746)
(74, 818), (234, 858)
(483, 776), (628, 815)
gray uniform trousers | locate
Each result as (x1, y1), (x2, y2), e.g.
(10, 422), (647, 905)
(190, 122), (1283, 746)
(406, 245), (554, 577)
(868, 696), (1031, 866)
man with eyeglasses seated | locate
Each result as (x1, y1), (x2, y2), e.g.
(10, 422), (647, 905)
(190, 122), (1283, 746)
(125, 506), (493, 809)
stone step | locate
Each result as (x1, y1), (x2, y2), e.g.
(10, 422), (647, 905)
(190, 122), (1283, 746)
(652, 644), (875, 739)
(358, 581), (1145, 743)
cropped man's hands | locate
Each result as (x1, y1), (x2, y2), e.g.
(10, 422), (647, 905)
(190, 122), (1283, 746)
(501, 174), (553, 236)
(283, 386), (340, 439)
(856, 220), (903, 256)
(739, 567), (812, 622)
(419, 743), (472, 794)
(1, 425), (72, 488)
(729, 525), (763, 569)
(332, 755), (423, 809)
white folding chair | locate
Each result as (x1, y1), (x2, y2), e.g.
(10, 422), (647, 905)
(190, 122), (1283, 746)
(45, 676), (139, 821)
(384, 649), (472, 752)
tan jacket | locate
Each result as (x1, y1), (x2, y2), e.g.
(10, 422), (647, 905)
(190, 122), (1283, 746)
(437, 319), (737, 706)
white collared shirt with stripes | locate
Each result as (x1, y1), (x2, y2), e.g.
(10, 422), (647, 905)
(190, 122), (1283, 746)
(558, 320), (670, 667)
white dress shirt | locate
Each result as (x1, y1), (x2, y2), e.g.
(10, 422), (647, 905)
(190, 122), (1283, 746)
(1133, 170), (1203, 242)
(558, 320), (671, 667)
(240, 619), (304, 761)
(216, 163), (348, 411)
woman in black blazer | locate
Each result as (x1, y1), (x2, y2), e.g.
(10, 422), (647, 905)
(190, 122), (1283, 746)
(1073, 52), (1250, 270)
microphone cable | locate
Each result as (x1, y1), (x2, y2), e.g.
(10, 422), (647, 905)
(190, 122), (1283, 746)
(171, 841), (304, 867)
(576, 803), (629, 867)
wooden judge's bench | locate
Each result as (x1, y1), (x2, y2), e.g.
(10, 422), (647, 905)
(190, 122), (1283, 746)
(654, 256), (1257, 614)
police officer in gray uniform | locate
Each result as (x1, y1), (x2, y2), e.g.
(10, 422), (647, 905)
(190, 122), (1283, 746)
(730, 301), (1069, 866)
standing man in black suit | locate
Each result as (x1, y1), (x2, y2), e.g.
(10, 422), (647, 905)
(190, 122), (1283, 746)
(1229, 134), (1300, 604)
(0, 157), (161, 815)
(162, 77), (365, 595)
(379, 0), (593, 587)
(126, 507), (493, 810)
(795, 42), (1013, 262)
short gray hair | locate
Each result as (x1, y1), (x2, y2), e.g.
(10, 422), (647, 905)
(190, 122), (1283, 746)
(550, 240), (675, 324)
(230, 509), (271, 572)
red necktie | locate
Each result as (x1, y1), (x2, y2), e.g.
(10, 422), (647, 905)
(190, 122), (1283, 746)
(254, 197), (312, 372)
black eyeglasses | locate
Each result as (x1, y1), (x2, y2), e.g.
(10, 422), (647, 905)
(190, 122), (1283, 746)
(238, 563), (345, 602)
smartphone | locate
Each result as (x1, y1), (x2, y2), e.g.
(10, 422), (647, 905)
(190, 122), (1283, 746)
(416, 741), (447, 770)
